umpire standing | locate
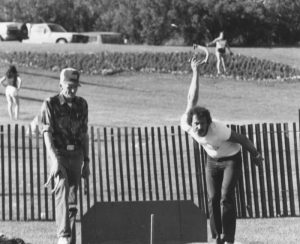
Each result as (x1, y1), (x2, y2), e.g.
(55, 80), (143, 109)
(41, 68), (90, 244)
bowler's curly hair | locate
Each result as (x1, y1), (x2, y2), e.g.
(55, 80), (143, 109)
(186, 106), (212, 126)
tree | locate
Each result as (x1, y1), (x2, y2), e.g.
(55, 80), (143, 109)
(137, 0), (173, 45)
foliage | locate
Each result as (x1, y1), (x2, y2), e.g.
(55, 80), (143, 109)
(0, 50), (299, 82)
(1, 0), (300, 46)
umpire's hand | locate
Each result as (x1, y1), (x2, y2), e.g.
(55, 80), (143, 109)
(81, 159), (90, 179)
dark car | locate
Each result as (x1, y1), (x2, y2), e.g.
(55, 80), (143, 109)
(0, 22), (28, 41)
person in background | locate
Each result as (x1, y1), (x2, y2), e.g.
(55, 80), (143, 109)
(0, 65), (22, 120)
(180, 57), (263, 244)
(41, 68), (90, 244)
(206, 31), (233, 75)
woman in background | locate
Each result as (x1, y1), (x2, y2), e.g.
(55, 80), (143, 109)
(0, 65), (22, 120)
(207, 31), (233, 75)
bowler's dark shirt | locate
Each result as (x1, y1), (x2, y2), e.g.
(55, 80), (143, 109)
(41, 93), (88, 152)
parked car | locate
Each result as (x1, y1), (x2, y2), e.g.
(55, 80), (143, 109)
(0, 22), (28, 41)
(25, 23), (89, 44)
(84, 32), (125, 44)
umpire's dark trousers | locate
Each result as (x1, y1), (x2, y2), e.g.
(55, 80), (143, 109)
(205, 152), (242, 243)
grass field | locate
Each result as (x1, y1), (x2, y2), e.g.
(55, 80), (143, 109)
(0, 218), (299, 244)
(0, 45), (300, 243)
(1, 63), (300, 127)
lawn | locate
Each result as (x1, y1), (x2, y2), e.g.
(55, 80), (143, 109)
(1, 65), (300, 127)
(0, 45), (300, 244)
(1, 218), (299, 244)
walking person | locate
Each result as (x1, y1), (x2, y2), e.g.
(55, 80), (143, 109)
(180, 57), (263, 244)
(206, 31), (233, 75)
(41, 68), (90, 244)
(0, 65), (22, 120)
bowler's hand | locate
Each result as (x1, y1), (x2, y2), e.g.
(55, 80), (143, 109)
(81, 161), (90, 179)
(252, 153), (264, 167)
(190, 57), (203, 72)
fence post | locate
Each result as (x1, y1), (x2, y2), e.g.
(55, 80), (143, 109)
(262, 123), (274, 217)
(240, 125), (252, 218)
(15, 124), (20, 220)
(283, 123), (295, 216)
(293, 122), (300, 214)
(22, 126), (27, 221)
(117, 128), (125, 201)
(177, 126), (187, 200)
(157, 127), (166, 200)
(269, 123), (281, 216)
(110, 127), (118, 202)
(276, 123), (288, 216)
(151, 127), (159, 200)
(1, 125), (5, 220)
(248, 124), (260, 217)
(7, 124), (12, 220)
(171, 126), (180, 200)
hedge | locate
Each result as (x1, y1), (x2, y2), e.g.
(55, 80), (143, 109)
(0, 51), (299, 80)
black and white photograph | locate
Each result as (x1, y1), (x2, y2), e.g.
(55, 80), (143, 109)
(0, 0), (299, 243)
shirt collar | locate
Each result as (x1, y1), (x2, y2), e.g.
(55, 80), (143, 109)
(58, 93), (67, 105)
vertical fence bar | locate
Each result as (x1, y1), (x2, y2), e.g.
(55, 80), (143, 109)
(42, 136), (49, 220)
(85, 135), (90, 210)
(22, 126), (27, 220)
(232, 125), (243, 218)
(193, 140), (203, 210)
(125, 127), (132, 201)
(28, 126), (35, 220)
(138, 128), (146, 201)
(184, 132), (194, 202)
(236, 125), (246, 217)
(270, 123), (280, 216)
(293, 123), (300, 214)
(283, 123), (295, 216)
(103, 127), (111, 202)
(7, 124), (12, 220)
(262, 123), (274, 217)
(151, 127), (159, 200)
(131, 128), (139, 201)
(177, 126), (187, 200)
(171, 126), (180, 200)
(255, 124), (267, 217)
(157, 127), (166, 200)
(111, 128), (118, 201)
(14, 124), (20, 220)
(164, 126), (173, 200)
(144, 127), (152, 201)
(90, 126), (97, 204)
(97, 128), (104, 202)
(78, 175), (83, 220)
(199, 147), (208, 215)
(36, 130), (41, 220)
(1, 125), (5, 220)
(248, 124), (259, 217)
(117, 128), (125, 201)
(240, 125), (252, 218)
(276, 123), (288, 216)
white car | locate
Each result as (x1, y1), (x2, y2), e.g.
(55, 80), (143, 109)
(25, 23), (89, 44)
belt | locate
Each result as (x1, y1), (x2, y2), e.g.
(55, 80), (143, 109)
(58, 144), (81, 151)
(214, 152), (240, 162)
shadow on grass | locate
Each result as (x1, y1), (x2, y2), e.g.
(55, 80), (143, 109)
(20, 70), (152, 93)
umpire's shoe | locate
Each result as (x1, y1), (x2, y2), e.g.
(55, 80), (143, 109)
(57, 237), (69, 244)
